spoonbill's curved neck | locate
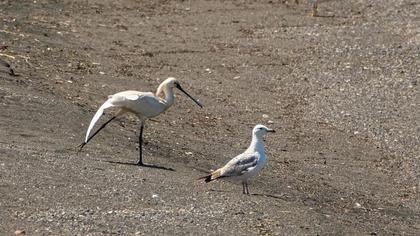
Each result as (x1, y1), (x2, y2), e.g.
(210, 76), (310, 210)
(156, 84), (175, 107)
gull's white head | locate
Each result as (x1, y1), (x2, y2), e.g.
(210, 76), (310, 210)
(253, 124), (275, 138)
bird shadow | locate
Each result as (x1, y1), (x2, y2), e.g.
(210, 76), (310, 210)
(208, 188), (234, 194)
(104, 160), (175, 171)
(0, 70), (18, 77)
(250, 193), (286, 200)
(208, 189), (286, 200)
(192, 166), (212, 174)
(314, 14), (349, 19)
(314, 15), (335, 18)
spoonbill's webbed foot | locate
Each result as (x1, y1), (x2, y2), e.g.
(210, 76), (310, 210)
(77, 142), (87, 153)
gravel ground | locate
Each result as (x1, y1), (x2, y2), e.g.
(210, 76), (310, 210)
(0, 0), (419, 235)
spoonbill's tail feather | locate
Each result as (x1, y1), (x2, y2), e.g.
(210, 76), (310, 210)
(77, 99), (115, 153)
(199, 169), (222, 183)
(85, 99), (114, 142)
(78, 115), (117, 152)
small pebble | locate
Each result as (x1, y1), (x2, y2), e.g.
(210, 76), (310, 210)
(15, 229), (25, 235)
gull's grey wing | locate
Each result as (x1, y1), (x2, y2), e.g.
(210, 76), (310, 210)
(222, 152), (259, 177)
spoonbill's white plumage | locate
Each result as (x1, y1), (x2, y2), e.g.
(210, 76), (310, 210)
(201, 124), (275, 194)
(79, 77), (203, 166)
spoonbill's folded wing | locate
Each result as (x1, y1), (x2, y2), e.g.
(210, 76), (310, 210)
(112, 91), (166, 118)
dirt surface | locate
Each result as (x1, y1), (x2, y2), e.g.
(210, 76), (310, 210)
(0, 0), (419, 235)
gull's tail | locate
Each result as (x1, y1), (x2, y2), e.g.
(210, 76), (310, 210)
(84, 99), (114, 142)
(199, 169), (222, 183)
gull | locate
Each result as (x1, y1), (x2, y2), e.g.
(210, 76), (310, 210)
(201, 124), (275, 194)
(79, 77), (203, 166)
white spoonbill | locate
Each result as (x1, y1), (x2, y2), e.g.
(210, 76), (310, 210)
(79, 77), (203, 166)
(201, 124), (275, 194)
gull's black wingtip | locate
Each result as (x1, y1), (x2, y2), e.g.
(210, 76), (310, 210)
(198, 174), (212, 183)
